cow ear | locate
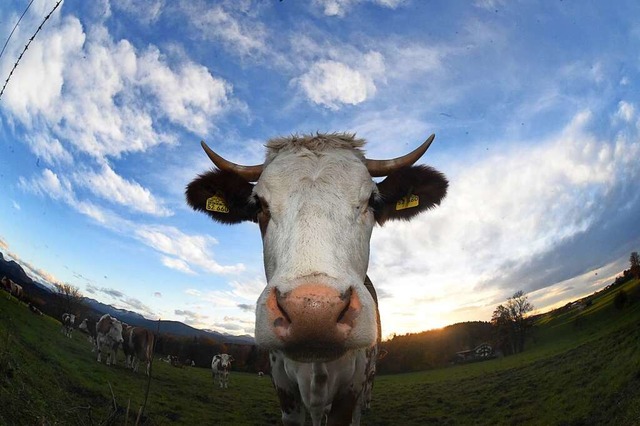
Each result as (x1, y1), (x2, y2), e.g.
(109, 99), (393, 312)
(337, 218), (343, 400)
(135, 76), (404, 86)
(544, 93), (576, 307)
(374, 165), (448, 225)
(186, 170), (258, 224)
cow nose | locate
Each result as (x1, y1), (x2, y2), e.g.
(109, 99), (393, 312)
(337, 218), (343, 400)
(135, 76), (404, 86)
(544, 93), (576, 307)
(266, 284), (361, 346)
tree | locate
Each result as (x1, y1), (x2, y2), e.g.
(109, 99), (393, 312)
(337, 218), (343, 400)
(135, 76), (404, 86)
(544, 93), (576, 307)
(630, 252), (640, 279)
(491, 290), (534, 355)
(53, 282), (85, 319)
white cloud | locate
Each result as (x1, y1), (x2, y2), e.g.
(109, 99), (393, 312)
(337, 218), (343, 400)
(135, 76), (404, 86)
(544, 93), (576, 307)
(112, 0), (164, 24)
(11, 201), (21, 211)
(314, 0), (406, 17)
(2, 17), (233, 161)
(297, 52), (385, 109)
(136, 47), (232, 134)
(26, 134), (74, 166)
(615, 101), (635, 123)
(370, 110), (640, 336)
(473, 0), (507, 11)
(134, 225), (245, 275)
(73, 164), (172, 217)
(18, 169), (240, 276)
(161, 256), (194, 274)
(180, 3), (268, 57)
(19, 169), (73, 202)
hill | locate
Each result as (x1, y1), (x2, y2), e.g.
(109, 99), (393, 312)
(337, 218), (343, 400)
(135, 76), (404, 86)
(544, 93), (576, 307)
(1, 274), (638, 424)
(0, 251), (253, 345)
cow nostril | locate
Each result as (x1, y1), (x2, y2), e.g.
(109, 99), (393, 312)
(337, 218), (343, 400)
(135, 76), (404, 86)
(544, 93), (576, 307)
(337, 287), (360, 328)
(336, 287), (353, 322)
(275, 289), (292, 324)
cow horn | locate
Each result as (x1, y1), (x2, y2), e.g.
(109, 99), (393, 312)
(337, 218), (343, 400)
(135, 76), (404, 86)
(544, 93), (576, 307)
(365, 134), (436, 177)
(201, 141), (263, 182)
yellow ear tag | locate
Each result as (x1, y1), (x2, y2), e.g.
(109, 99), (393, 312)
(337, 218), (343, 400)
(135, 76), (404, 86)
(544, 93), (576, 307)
(395, 194), (419, 211)
(206, 194), (230, 213)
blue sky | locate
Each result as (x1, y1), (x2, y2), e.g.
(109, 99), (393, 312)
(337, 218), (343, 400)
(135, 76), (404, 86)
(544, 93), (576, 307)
(1, 0), (639, 338)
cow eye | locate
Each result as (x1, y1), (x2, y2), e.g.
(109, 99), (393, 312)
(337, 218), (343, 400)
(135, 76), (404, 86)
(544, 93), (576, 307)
(368, 193), (383, 212)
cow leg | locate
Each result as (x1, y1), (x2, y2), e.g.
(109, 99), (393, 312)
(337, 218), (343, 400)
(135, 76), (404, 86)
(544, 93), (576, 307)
(270, 350), (306, 426)
(327, 392), (358, 426)
(276, 386), (306, 426)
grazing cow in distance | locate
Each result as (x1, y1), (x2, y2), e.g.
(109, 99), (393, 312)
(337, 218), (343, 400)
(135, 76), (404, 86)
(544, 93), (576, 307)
(187, 133), (447, 425)
(78, 318), (98, 351)
(211, 354), (234, 389)
(28, 303), (44, 315)
(96, 314), (124, 366)
(11, 282), (23, 299)
(61, 313), (75, 338)
(3, 277), (24, 300)
(1, 276), (12, 292)
(122, 326), (155, 375)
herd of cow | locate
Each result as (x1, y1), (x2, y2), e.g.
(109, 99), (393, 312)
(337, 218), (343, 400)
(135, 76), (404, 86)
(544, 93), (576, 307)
(3, 274), (237, 388)
(59, 312), (155, 376)
(1, 276), (23, 299)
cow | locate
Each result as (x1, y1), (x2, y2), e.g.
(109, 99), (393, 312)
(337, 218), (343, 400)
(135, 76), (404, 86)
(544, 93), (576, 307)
(123, 326), (155, 375)
(211, 354), (234, 389)
(78, 318), (98, 351)
(186, 132), (448, 425)
(28, 303), (44, 315)
(96, 314), (124, 366)
(1, 276), (12, 292)
(121, 324), (135, 368)
(61, 313), (75, 338)
(10, 282), (23, 299)
(1, 277), (24, 299)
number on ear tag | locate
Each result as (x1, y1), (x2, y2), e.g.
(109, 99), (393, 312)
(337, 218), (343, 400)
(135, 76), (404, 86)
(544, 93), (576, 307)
(206, 194), (230, 213)
(395, 194), (419, 211)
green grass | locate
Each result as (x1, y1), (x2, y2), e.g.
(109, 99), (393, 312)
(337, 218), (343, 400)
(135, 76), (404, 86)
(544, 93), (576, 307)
(1, 279), (640, 425)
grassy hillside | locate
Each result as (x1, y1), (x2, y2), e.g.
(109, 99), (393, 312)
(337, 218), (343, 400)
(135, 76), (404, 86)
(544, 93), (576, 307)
(1, 278), (639, 425)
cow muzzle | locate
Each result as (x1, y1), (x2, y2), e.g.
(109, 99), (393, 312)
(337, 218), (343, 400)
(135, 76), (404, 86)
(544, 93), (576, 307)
(266, 284), (361, 362)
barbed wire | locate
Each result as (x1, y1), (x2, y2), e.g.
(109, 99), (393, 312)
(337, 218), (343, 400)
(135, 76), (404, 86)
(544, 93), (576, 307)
(0, 0), (63, 100)
(0, 0), (36, 61)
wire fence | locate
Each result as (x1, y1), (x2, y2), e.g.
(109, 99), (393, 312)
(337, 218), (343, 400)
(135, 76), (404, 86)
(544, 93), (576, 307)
(0, 0), (63, 100)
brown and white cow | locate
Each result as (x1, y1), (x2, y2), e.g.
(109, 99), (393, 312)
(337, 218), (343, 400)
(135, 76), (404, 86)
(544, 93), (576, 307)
(61, 313), (75, 338)
(122, 326), (155, 375)
(96, 314), (124, 366)
(2, 277), (23, 299)
(1, 276), (12, 292)
(186, 133), (447, 425)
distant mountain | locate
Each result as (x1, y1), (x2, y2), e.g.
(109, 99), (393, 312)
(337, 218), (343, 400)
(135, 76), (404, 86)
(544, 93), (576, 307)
(0, 252), (54, 302)
(82, 296), (254, 344)
(0, 251), (254, 345)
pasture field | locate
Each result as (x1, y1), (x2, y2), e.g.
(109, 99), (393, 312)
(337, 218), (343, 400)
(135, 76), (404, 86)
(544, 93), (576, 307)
(1, 278), (639, 425)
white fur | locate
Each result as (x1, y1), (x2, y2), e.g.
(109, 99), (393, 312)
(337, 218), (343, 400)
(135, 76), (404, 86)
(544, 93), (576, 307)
(254, 138), (379, 350)
(270, 349), (369, 426)
(96, 314), (124, 366)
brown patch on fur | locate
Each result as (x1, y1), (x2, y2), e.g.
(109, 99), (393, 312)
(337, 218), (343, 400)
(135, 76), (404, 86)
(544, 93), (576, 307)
(327, 391), (358, 425)
(96, 315), (113, 334)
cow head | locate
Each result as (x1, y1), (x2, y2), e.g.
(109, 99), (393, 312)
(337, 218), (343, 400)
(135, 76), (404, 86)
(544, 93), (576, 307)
(186, 133), (447, 362)
(217, 354), (234, 371)
(99, 314), (124, 344)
